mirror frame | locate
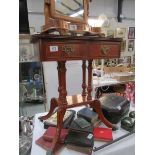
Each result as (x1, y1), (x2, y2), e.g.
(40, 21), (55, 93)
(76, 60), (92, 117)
(50, 0), (89, 24)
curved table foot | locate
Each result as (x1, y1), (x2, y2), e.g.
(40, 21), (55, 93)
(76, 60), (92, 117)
(50, 107), (66, 153)
(38, 98), (58, 121)
(90, 100), (118, 131)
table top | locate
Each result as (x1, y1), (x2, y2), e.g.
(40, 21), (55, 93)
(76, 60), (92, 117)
(93, 76), (135, 88)
(32, 34), (122, 42)
(31, 106), (135, 155)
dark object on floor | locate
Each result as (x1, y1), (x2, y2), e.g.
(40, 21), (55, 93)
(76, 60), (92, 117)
(121, 117), (135, 132)
(100, 94), (130, 124)
(93, 130), (135, 152)
(129, 111), (135, 118)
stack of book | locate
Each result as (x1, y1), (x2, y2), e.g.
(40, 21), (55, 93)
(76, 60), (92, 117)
(65, 117), (94, 154)
(36, 127), (69, 152)
(36, 107), (113, 154)
(77, 107), (101, 127)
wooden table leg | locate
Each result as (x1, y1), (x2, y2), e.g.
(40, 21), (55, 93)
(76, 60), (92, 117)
(57, 61), (63, 101)
(59, 61), (67, 103)
(82, 60), (87, 98)
(50, 107), (66, 153)
(50, 61), (68, 153)
(38, 98), (58, 121)
(90, 100), (117, 131)
(87, 60), (93, 100)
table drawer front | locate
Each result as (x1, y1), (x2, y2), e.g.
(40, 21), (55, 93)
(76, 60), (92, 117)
(88, 43), (121, 59)
(42, 41), (121, 61)
(45, 42), (87, 60)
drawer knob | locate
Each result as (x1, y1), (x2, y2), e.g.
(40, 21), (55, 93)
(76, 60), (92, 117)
(62, 46), (74, 55)
(101, 46), (110, 55)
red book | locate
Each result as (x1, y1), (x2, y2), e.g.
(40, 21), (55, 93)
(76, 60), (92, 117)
(43, 127), (68, 142)
(93, 127), (113, 141)
(36, 136), (63, 152)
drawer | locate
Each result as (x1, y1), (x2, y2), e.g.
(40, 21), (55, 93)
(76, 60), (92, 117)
(88, 42), (121, 59)
(44, 42), (88, 61)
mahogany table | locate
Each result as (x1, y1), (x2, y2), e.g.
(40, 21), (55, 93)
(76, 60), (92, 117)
(32, 34), (122, 154)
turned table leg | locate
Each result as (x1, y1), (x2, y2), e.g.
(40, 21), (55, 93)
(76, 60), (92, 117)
(50, 61), (68, 153)
(82, 60), (87, 98)
(87, 60), (93, 100)
(59, 61), (67, 103)
(38, 98), (58, 121)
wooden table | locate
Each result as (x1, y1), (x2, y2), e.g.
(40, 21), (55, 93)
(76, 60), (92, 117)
(32, 34), (122, 154)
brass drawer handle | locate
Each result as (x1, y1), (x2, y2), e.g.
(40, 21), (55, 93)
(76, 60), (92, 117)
(101, 46), (110, 55)
(62, 46), (74, 55)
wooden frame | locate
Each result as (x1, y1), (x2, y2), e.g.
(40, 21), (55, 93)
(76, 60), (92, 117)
(128, 27), (135, 39)
(128, 40), (134, 52)
(49, 0), (89, 24)
(115, 28), (126, 38)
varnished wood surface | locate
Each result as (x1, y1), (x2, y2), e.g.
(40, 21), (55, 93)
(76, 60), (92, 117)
(32, 34), (122, 41)
(32, 35), (122, 61)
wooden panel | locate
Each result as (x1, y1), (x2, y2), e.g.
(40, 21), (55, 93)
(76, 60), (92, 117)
(44, 41), (88, 61)
(37, 37), (122, 61)
(88, 42), (121, 59)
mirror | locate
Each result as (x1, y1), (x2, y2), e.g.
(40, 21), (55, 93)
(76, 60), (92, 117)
(50, 0), (89, 23)
(55, 0), (84, 19)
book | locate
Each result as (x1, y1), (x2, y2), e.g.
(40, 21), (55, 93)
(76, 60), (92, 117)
(44, 110), (73, 125)
(35, 136), (64, 152)
(77, 108), (98, 123)
(69, 118), (93, 133)
(65, 130), (94, 147)
(66, 144), (92, 154)
(44, 110), (76, 129)
(93, 127), (113, 141)
(74, 117), (91, 128)
(43, 127), (68, 142)
(44, 110), (75, 129)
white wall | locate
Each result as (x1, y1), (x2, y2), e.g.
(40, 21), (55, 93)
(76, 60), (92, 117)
(123, 0), (135, 19)
(89, 0), (117, 17)
(27, 0), (44, 32)
(89, 0), (135, 19)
